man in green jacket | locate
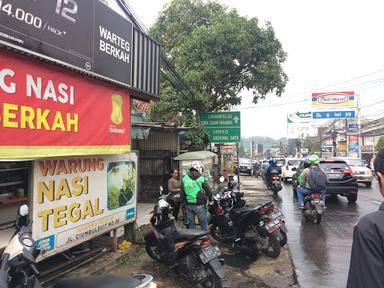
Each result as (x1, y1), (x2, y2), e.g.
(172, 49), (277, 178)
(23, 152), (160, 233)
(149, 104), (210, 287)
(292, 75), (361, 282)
(181, 161), (212, 231)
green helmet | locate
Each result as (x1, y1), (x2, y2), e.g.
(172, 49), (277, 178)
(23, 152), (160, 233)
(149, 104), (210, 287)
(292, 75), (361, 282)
(308, 154), (320, 165)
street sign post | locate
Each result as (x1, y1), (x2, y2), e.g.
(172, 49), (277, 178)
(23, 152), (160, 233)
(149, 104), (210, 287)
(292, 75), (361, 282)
(311, 110), (356, 119)
(348, 123), (359, 131)
(200, 112), (240, 143)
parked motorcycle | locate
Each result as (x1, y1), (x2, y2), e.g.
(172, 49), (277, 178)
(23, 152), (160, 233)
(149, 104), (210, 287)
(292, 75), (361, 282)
(302, 192), (324, 224)
(0, 205), (156, 288)
(264, 206), (287, 247)
(208, 186), (282, 258)
(145, 188), (224, 288)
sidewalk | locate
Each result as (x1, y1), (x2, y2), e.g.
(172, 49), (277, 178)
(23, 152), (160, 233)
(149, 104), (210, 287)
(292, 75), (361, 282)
(47, 176), (298, 288)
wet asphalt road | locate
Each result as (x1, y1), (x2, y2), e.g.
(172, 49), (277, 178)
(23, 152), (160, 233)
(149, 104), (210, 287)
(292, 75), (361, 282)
(276, 179), (382, 288)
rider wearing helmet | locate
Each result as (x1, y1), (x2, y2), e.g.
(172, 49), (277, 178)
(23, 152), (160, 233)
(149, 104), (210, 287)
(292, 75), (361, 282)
(297, 154), (326, 208)
(266, 159), (282, 188)
(181, 161), (212, 231)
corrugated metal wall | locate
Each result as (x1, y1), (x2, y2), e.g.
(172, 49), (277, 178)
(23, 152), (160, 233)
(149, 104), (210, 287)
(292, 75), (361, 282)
(132, 27), (161, 98)
(132, 128), (179, 202)
(133, 129), (178, 152)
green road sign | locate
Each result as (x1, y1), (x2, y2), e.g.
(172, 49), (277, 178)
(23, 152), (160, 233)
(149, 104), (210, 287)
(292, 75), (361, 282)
(200, 112), (241, 143)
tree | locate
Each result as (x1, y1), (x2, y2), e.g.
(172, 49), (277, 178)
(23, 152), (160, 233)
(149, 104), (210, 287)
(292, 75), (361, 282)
(304, 136), (320, 154)
(376, 136), (384, 151)
(148, 0), (288, 122)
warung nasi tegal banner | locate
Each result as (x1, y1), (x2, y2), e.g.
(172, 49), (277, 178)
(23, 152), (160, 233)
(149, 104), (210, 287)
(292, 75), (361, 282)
(0, 50), (131, 158)
(32, 154), (137, 259)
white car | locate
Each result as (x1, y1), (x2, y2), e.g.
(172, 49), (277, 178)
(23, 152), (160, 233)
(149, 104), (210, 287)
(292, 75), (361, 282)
(334, 157), (373, 187)
(282, 158), (301, 182)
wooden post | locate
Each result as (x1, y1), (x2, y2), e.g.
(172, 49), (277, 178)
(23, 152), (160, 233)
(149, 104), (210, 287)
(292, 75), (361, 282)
(112, 228), (118, 252)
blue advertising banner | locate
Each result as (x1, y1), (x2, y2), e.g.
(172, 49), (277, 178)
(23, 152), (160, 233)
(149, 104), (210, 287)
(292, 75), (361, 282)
(312, 110), (356, 119)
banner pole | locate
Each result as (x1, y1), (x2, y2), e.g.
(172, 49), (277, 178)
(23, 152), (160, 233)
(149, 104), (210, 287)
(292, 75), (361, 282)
(237, 142), (240, 187)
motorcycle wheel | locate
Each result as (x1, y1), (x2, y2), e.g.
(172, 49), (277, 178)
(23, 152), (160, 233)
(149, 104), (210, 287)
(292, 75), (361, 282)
(210, 223), (226, 243)
(273, 189), (278, 196)
(313, 213), (322, 224)
(145, 234), (162, 262)
(279, 230), (287, 247)
(202, 266), (223, 288)
(262, 234), (281, 258)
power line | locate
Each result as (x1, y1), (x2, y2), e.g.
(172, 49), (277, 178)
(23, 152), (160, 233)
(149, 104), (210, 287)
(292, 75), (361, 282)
(118, 0), (196, 99)
(238, 77), (384, 110)
(361, 99), (384, 109)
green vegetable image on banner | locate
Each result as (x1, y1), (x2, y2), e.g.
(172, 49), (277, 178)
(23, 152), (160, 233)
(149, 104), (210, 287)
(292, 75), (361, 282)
(107, 161), (136, 210)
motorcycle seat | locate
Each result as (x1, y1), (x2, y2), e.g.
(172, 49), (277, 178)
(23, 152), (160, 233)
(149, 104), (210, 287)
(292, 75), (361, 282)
(54, 274), (152, 288)
(231, 205), (257, 217)
(173, 227), (208, 241)
(231, 201), (270, 218)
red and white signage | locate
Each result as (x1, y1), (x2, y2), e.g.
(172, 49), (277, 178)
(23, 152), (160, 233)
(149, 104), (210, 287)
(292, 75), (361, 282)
(0, 51), (131, 158)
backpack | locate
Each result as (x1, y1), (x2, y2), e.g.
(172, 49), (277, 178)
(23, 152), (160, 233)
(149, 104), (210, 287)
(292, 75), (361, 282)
(307, 166), (327, 191)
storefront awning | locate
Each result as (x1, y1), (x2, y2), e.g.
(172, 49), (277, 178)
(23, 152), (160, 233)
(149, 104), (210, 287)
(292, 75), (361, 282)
(174, 151), (217, 161)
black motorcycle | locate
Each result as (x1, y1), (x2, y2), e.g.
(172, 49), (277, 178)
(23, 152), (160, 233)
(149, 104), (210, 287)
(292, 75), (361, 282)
(208, 188), (282, 258)
(145, 189), (224, 288)
(266, 169), (282, 196)
(0, 205), (156, 288)
(302, 192), (324, 224)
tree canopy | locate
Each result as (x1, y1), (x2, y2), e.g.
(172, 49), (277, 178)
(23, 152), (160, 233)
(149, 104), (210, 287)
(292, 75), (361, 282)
(149, 0), (288, 123)
(376, 136), (384, 152)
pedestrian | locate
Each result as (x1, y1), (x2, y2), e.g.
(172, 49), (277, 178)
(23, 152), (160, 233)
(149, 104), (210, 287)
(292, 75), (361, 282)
(167, 169), (182, 221)
(347, 148), (384, 288)
(181, 161), (212, 231)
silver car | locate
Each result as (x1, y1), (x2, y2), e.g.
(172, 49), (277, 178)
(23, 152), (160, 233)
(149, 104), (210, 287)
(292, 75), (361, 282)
(333, 157), (373, 187)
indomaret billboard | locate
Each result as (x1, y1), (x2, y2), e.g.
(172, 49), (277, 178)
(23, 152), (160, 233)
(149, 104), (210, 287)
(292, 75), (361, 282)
(311, 92), (356, 108)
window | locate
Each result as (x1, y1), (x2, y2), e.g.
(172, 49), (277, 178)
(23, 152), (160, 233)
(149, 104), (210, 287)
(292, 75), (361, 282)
(288, 160), (300, 166)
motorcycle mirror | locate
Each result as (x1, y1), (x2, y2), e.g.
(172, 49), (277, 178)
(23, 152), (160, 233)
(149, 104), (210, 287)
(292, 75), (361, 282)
(159, 186), (164, 195)
(19, 205), (29, 217)
(16, 204), (29, 230)
(219, 176), (225, 183)
(232, 175), (238, 182)
(292, 167), (297, 171)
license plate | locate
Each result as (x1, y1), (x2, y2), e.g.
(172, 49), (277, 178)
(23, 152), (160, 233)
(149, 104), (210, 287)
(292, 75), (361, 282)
(270, 211), (284, 220)
(312, 199), (321, 205)
(265, 219), (281, 233)
(199, 246), (221, 264)
(329, 173), (341, 178)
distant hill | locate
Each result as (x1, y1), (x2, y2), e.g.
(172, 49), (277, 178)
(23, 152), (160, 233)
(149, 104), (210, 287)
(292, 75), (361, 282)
(241, 136), (287, 149)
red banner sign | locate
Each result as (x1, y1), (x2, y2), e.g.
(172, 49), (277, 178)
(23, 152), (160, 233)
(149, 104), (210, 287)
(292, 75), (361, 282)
(0, 51), (130, 158)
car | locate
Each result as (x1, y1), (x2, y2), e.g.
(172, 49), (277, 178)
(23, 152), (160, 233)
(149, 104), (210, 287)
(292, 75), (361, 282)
(281, 158), (301, 182)
(275, 158), (286, 167)
(238, 158), (254, 175)
(333, 157), (373, 187)
(292, 158), (358, 203)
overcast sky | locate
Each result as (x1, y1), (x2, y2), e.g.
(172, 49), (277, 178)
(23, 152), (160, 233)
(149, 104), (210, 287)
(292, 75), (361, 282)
(126, 0), (384, 139)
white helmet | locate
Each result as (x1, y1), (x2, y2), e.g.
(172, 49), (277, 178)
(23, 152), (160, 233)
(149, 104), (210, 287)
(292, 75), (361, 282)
(190, 161), (203, 172)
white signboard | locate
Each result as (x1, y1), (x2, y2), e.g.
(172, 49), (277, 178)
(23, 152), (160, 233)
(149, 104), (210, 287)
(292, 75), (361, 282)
(287, 123), (318, 139)
(220, 145), (235, 155)
(32, 154), (137, 259)
(287, 112), (312, 123)
(287, 112), (317, 139)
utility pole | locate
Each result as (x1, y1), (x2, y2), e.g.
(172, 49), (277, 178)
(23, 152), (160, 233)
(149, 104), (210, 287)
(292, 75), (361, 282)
(332, 128), (337, 157)
(357, 93), (362, 159)
(319, 130), (323, 158)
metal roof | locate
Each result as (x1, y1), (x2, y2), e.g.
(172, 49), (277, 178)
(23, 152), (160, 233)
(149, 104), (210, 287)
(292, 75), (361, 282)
(174, 151), (217, 161)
